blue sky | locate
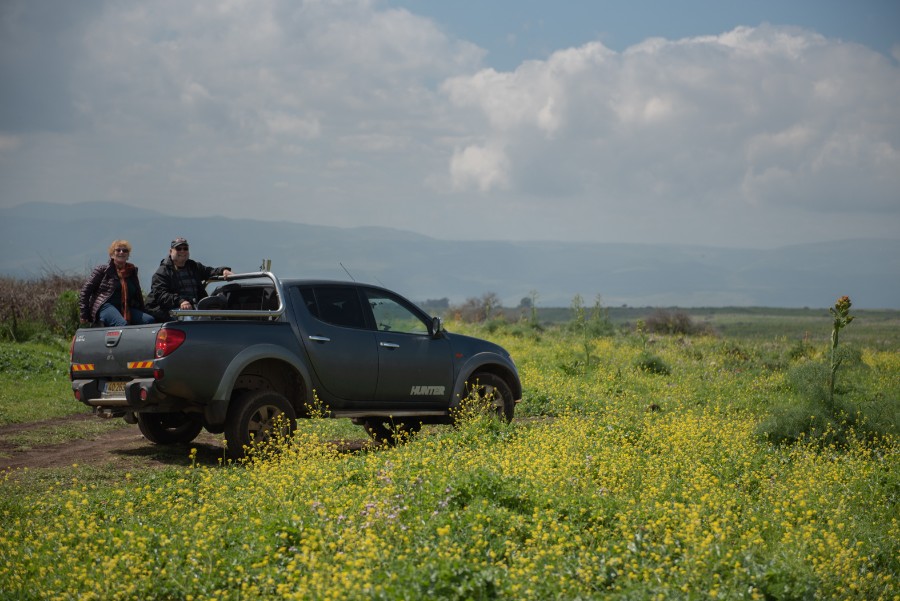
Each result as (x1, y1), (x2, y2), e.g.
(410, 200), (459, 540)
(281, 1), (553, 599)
(394, 0), (900, 69)
(1, 0), (898, 249)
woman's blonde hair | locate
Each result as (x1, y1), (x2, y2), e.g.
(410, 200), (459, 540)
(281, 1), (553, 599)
(108, 239), (132, 256)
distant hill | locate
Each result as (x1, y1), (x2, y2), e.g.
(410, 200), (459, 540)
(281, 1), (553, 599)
(1, 201), (898, 308)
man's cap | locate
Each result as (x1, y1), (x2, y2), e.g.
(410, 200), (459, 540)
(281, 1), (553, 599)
(171, 237), (189, 248)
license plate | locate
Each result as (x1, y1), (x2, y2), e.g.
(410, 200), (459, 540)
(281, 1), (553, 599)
(105, 381), (126, 393)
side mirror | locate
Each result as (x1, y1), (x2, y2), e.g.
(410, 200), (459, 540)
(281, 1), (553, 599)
(430, 316), (444, 338)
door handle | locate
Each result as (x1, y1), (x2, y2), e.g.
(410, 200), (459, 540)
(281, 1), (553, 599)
(379, 342), (400, 349)
(309, 335), (331, 343)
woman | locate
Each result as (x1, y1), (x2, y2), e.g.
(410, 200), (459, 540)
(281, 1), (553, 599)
(79, 240), (155, 326)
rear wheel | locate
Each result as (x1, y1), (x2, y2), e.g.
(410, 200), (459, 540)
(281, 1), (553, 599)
(136, 412), (203, 444)
(225, 390), (297, 458)
(463, 372), (515, 422)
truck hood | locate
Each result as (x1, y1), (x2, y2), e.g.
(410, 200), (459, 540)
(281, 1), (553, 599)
(443, 331), (512, 361)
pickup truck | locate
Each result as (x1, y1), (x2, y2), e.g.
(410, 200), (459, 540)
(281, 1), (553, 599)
(70, 272), (521, 457)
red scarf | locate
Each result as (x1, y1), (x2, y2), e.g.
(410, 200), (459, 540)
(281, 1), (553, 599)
(116, 263), (135, 323)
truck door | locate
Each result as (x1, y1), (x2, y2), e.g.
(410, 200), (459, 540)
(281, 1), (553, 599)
(290, 285), (378, 401)
(362, 289), (452, 404)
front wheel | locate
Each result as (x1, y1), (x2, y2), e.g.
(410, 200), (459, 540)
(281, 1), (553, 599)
(225, 390), (297, 458)
(462, 373), (515, 422)
(361, 419), (421, 446)
(136, 412), (203, 444)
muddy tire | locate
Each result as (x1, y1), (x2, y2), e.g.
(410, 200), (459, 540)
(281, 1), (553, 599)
(225, 390), (297, 458)
(136, 412), (204, 444)
(361, 419), (421, 446)
(464, 372), (515, 422)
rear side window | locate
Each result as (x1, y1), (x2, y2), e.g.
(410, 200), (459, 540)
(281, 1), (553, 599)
(297, 286), (367, 329)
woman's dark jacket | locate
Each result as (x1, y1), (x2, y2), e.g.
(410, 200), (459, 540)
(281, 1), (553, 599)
(79, 259), (147, 323)
(144, 257), (230, 319)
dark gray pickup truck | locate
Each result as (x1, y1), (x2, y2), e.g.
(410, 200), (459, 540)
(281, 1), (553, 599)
(70, 272), (521, 457)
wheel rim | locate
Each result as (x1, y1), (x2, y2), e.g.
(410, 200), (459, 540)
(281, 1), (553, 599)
(247, 405), (286, 440)
(473, 383), (505, 415)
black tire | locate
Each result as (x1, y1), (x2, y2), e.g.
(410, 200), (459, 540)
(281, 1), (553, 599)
(225, 390), (297, 458)
(361, 419), (421, 446)
(464, 372), (515, 422)
(136, 412), (204, 444)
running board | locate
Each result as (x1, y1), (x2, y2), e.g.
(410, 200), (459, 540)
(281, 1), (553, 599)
(331, 410), (449, 419)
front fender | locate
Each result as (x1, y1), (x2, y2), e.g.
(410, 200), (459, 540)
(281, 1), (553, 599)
(450, 352), (521, 408)
(213, 343), (313, 401)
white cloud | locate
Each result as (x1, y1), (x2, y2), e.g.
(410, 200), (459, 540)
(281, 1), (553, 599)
(262, 111), (321, 139)
(450, 143), (510, 192)
(443, 23), (900, 225)
(0, 3), (898, 247)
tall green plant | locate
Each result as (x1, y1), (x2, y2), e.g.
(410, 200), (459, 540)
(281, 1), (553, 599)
(570, 294), (591, 367)
(53, 290), (80, 338)
(828, 295), (854, 411)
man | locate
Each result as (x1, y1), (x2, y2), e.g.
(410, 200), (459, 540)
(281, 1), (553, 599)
(145, 237), (233, 321)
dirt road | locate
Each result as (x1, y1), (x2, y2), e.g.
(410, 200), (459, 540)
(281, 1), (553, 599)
(0, 413), (370, 472)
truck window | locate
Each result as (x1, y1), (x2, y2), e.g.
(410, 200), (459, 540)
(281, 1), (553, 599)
(298, 286), (367, 330)
(364, 290), (429, 335)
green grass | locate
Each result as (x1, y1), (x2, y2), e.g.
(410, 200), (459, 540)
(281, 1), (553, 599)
(0, 316), (898, 600)
(0, 340), (81, 425)
(511, 306), (900, 349)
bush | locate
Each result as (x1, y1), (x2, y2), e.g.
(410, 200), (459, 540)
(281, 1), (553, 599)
(756, 396), (899, 447)
(0, 272), (84, 342)
(633, 350), (671, 375)
(787, 347), (864, 405)
(53, 290), (81, 339)
(450, 293), (501, 323)
(763, 343), (894, 446)
(644, 309), (711, 336)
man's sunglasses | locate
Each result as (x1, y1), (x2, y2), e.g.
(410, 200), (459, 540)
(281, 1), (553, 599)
(174, 245), (189, 251)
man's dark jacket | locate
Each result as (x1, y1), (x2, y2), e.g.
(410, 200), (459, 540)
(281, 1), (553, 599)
(145, 257), (230, 320)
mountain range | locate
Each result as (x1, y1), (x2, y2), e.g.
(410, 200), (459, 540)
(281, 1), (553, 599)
(1, 201), (898, 309)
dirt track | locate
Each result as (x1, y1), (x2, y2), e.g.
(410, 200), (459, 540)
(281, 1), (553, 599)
(0, 413), (370, 473)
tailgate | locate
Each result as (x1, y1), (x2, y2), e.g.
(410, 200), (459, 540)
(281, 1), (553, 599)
(71, 325), (160, 379)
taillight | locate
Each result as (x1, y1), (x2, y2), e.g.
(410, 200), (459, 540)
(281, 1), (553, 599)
(155, 328), (186, 358)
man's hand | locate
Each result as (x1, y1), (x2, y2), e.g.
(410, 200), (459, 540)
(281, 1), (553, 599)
(179, 300), (193, 310)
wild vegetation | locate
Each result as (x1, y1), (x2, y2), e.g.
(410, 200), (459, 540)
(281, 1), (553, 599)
(0, 278), (898, 599)
(0, 273), (83, 342)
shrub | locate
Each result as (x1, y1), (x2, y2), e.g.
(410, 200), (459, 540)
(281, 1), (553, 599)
(644, 309), (711, 336)
(759, 296), (896, 446)
(450, 292), (501, 323)
(0, 272), (84, 342)
(788, 338), (816, 361)
(633, 350), (671, 375)
(53, 290), (81, 339)
(756, 396), (899, 447)
(786, 360), (829, 404)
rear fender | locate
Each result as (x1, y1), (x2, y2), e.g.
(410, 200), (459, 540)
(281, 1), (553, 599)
(213, 343), (312, 402)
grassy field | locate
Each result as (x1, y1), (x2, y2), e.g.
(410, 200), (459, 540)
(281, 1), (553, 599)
(0, 312), (898, 600)
(0, 339), (81, 425)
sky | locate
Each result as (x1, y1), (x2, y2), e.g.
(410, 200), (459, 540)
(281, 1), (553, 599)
(1, 0), (899, 249)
